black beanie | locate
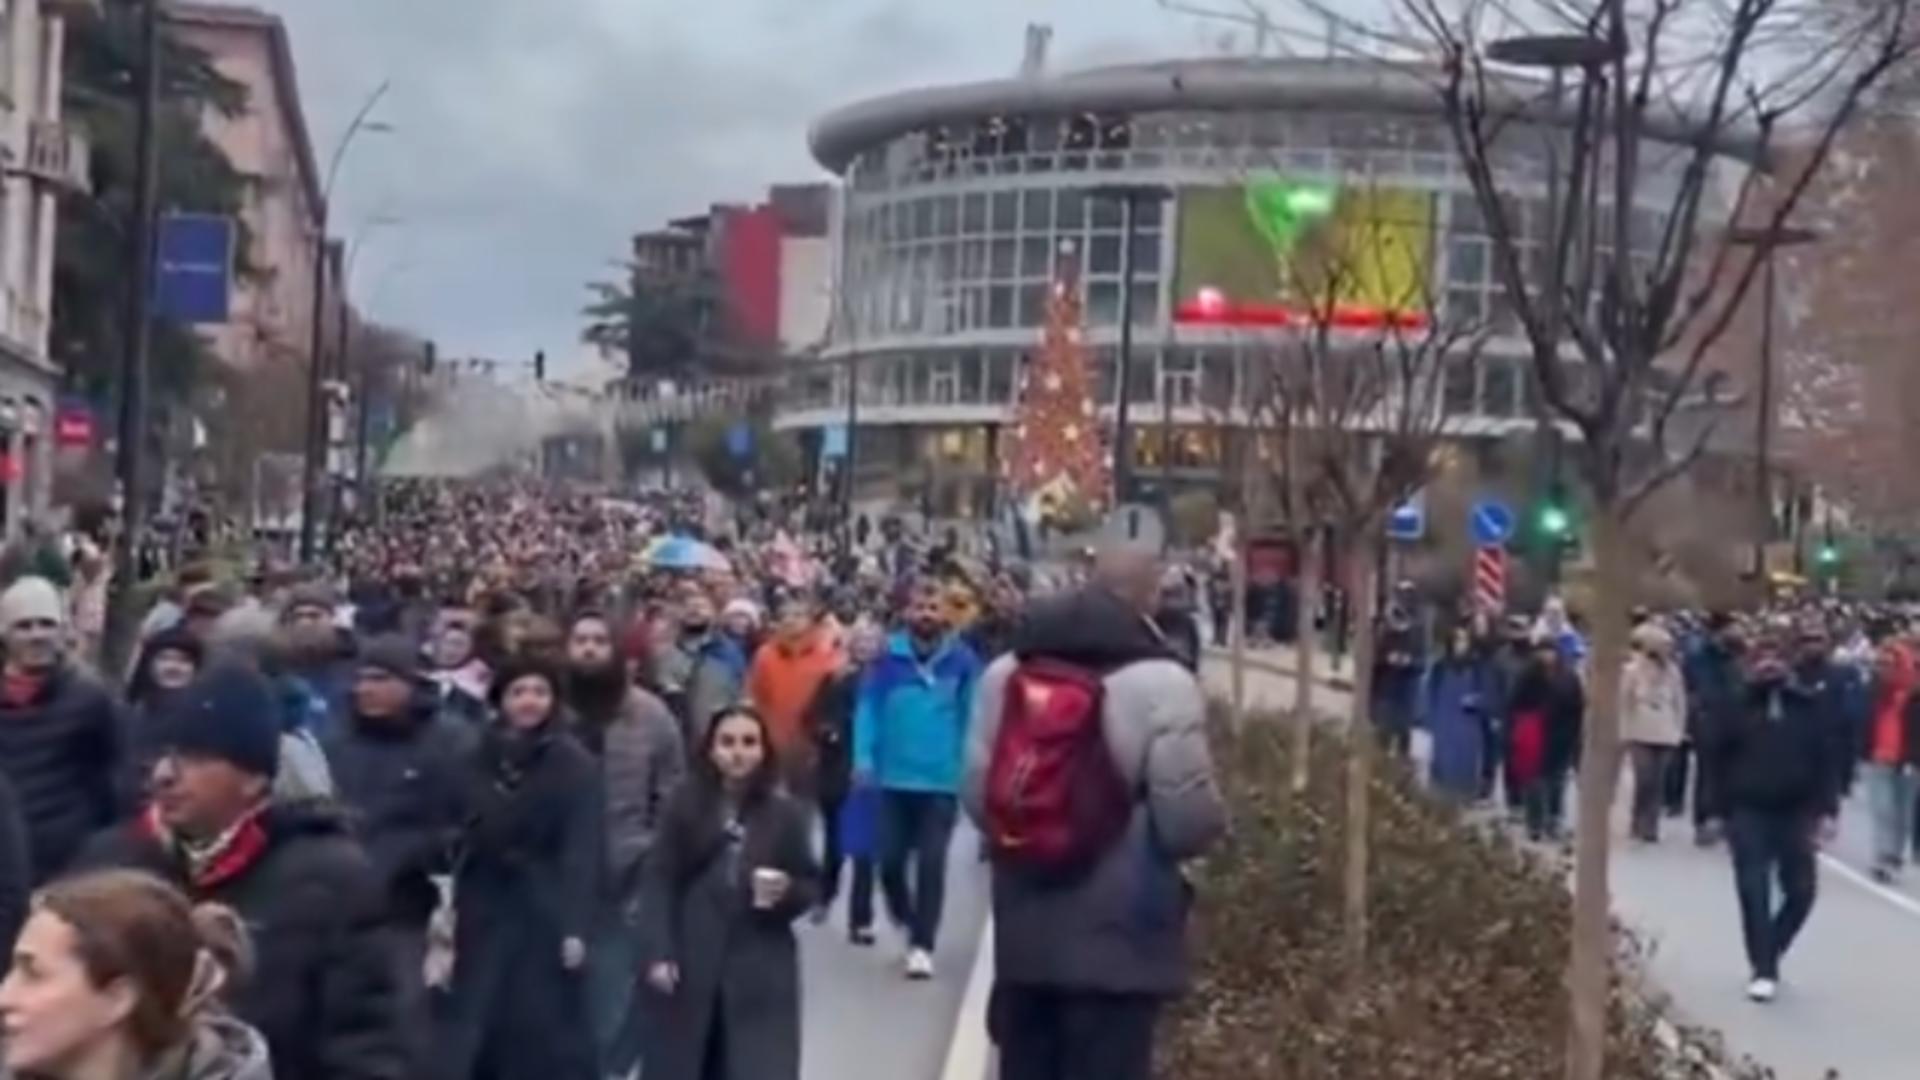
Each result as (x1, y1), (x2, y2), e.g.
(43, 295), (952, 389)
(357, 635), (422, 684)
(160, 663), (283, 780)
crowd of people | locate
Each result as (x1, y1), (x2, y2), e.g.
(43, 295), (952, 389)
(0, 477), (1227, 1080)
(1372, 593), (1920, 1004)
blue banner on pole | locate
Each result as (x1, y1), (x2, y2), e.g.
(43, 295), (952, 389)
(821, 424), (848, 460)
(1387, 492), (1426, 541)
(155, 214), (234, 324)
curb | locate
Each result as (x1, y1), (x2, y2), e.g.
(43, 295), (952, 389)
(939, 915), (997, 1080)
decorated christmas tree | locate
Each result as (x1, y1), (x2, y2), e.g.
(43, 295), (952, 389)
(1001, 240), (1112, 528)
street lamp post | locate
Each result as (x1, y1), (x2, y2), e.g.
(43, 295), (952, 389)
(300, 81), (392, 564)
(1087, 183), (1171, 508)
(101, 0), (164, 675)
(1729, 224), (1818, 586)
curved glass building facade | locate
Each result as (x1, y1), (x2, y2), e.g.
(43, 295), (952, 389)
(779, 57), (1708, 518)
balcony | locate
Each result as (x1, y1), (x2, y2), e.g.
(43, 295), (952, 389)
(23, 121), (89, 196)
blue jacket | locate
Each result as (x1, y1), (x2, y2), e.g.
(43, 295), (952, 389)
(854, 631), (981, 794)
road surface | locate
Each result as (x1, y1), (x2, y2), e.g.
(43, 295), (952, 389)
(799, 819), (990, 1080)
(1204, 648), (1920, 1080)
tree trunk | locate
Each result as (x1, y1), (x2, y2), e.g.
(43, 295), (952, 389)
(1564, 507), (1631, 1080)
(1230, 532), (1249, 735)
(1343, 533), (1380, 980)
(1291, 526), (1319, 793)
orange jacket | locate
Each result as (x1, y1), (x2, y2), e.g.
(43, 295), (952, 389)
(747, 628), (844, 758)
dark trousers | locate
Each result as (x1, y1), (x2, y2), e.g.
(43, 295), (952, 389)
(1693, 742), (1724, 829)
(819, 791), (876, 932)
(991, 983), (1162, 1080)
(879, 790), (958, 951)
(1522, 768), (1566, 840)
(1727, 808), (1818, 980)
(1628, 744), (1675, 841)
(1663, 742), (1692, 816)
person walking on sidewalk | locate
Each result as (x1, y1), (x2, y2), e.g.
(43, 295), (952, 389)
(1623, 622), (1687, 843)
(805, 618), (881, 944)
(854, 582), (981, 981)
(1862, 628), (1920, 881)
(1701, 637), (1842, 1003)
(963, 541), (1227, 1080)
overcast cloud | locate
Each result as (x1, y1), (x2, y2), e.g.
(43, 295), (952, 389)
(249, 0), (1260, 373)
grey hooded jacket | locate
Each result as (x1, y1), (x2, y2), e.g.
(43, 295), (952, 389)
(961, 586), (1228, 997)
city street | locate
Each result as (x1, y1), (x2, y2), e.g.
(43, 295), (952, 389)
(798, 822), (990, 1080)
(1202, 650), (1920, 1080)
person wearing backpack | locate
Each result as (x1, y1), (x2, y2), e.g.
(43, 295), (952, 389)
(853, 581), (982, 980)
(962, 542), (1228, 1080)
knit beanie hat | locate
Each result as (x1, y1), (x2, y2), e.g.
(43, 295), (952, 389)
(159, 663), (283, 779)
(282, 583), (338, 623)
(0, 576), (64, 631)
(358, 635), (421, 684)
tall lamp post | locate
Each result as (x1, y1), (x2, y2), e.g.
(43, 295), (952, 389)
(1729, 223), (1818, 588)
(1086, 183), (1171, 508)
(101, 0), (165, 675)
(1486, 33), (1620, 591)
(300, 81), (393, 563)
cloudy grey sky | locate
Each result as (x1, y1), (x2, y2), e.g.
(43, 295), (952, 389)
(252, 0), (1264, 374)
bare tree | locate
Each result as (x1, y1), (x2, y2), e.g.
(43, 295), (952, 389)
(1238, 175), (1490, 970)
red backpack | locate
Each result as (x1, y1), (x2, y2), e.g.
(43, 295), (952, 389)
(984, 658), (1132, 878)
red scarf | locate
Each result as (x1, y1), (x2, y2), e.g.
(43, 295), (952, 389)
(137, 804), (270, 890)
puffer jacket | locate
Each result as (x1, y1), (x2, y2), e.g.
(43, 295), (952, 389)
(578, 686), (687, 900)
(961, 585), (1228, 997)
(1621, 653), (1687, 746)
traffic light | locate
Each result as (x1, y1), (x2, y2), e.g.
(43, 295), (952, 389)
(422, 340), (436, 375)
(1817, 540), (1841, 569)
(1538, 502), (1571, 540)
(534, 350), (547, 382)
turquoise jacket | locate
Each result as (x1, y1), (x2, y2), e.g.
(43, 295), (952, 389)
(853, 631), (982, 794)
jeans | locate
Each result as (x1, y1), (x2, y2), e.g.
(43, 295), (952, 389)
(1663, 742), (1692, 817)
(587, 895), (648, 1078)
(990, 983), (1162, 1080)
(1628, 744), (1676, 841)
(1863, 762), (1916, 872)
(1727, 808), (1818, 980)
(879, 790), (958, 951)
(819, 792), (876, 932)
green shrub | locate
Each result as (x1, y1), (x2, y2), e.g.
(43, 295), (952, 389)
(1160, 712), (1761, 1079)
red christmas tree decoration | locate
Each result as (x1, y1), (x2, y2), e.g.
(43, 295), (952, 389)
(1001, 241), (1112, 527)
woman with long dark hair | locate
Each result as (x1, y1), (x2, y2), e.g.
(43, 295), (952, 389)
(643, 704), (819, 1080)
(440, 656), (599, 1080)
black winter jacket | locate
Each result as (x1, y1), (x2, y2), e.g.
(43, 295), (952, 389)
(323, 692), (477, 926)
(1706, 670), (1843, 820)
(0, 664), (123, 883)
(74, 800), (409, 1080)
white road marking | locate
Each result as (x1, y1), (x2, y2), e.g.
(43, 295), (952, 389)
(939, 915), (996, 1080)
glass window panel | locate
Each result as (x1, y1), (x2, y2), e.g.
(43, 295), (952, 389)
(1127, 354), (1156, 404)
(1135, 117), (1170, 148)
(1092, 350), (1116, 404)
(1022, 189), (1053, 231)
(1089, 235), (1122, 275)
(1136, 196), (1164, 228)
(1091, 194), (1123, 229)
(1129, 283), (1160, 327)
(1483, 357), (1519, 418)
(1443, 359), (1477, 415)
(958, 351), (983, 402)
(933, 195), (957, 236)
(1448, 287), (1485, 322)
(1450, 193), (1484, 236)
(1130, 234), (1162, 274)
(990, 239), (1017, 278)
(992, 191), (1020, 231)
(1201, 352), (1236, 408)
(960, 240), (986, 280)
(1088, 281), (1119, 326)
(1030, 117), (1061, 152)
(913, 198), (934, 239)
(987, 352), (1015, 402)
(1017, 283), (1048, 327)
(962, 193), (987, 233)
(1021, 237), (1052, 278)
(1057, 189), (1087, 229)
(1448, 238), (1487, 284)
(936, 241), (957, 284)
(988, 286), (1014, 328)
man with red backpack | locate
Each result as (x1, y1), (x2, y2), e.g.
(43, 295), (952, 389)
(962, 541), (1227, 1080)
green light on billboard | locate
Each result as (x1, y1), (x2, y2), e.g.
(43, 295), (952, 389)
(1284, 184), (1336, 217)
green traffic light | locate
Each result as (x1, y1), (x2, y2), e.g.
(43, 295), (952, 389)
(1540, 505), (1571, 536)
(1817, 544), (1840, 566)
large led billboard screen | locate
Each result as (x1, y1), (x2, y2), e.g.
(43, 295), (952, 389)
(1173, 177), (1436, 328)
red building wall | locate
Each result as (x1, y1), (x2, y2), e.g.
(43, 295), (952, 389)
(717, 205), (783, 350)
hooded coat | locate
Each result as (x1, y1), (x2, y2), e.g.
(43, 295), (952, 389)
(961, 585), (1228, 996)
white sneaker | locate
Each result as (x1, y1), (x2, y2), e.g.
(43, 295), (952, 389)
(905, 947), (935, 981)
(1746, 977), (1777, 1003)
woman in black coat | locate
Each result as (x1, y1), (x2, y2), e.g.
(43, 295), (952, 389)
(643, 704), (820, 1080)
(439, 656), (600, 1080)
(804, 622), (880, 943)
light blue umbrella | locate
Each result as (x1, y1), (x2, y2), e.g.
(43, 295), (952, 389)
(644, 535), (728, 571)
